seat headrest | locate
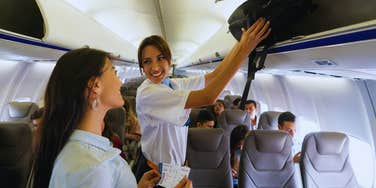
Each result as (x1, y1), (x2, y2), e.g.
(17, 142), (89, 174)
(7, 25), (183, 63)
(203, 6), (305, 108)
(253, 130), (289, 153)
(315, 132), (347, 155)
(223, 95), (241, 109)
(8, 102), (38, 118)
(221, 109), (249, 124)
(258, 111), (282, 130)
(188, 128), (225, 152)
(189, 108), (205, 127)
(241, 130), (296, 187)
(245, 130), (292, 171)
(187, 128), (232, 187)
(302, 132), (350, 172)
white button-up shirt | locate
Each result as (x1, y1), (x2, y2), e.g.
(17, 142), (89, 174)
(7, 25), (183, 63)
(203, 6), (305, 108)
(49, 130), (137, 188)
(136, 76), (205, 165)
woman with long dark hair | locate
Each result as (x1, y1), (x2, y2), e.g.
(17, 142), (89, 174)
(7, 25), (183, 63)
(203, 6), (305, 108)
(32, 48), (181, 188)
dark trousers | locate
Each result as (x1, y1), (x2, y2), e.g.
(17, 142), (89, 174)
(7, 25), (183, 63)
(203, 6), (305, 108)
(132, 149), (152, 182)
(132, 149), (165, 188)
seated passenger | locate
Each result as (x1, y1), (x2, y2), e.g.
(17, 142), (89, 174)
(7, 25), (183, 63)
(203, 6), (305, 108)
(102, 120), (127, 160)
(124, 99), (141, 142)
(278, 111), (301, 163)
(32, 48), (191, 188)
(232, 98), (241, 109)
(123, 99), (141, 166)
(196, 110), (215, 128)
(244, 100), (257, 130)
(30, 107), (44, 153)
(213, 100), (225, 127)
(230, 125), (249, 188)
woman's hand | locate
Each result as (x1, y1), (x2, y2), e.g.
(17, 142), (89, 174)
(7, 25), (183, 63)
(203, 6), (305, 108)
(138, 170), (160, 188)
(175, 176), (192, 188)
(238, 18), (271, 56)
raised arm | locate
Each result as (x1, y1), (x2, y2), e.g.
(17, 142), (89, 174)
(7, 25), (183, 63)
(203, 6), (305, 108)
(186, 18), (270, 109)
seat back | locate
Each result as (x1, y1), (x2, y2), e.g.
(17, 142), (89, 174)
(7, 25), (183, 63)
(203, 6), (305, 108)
(300, 132), (358, 188)
(218, 109), (250, 135)
(0, 122), (33, 188)
(1, 102), (38, 122)
(257, 111), (282, 130)
(188, 108), (205, 128)
(104, 107), (126, 143)
(239, 130), (297, 188)
(223, 95), (241, 109)
(186, 128), (232, 188)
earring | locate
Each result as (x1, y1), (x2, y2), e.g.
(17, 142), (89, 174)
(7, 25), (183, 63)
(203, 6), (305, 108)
(91, 98), (100, 110)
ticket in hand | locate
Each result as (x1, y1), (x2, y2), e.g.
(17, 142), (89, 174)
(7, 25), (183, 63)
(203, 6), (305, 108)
(158, 163), (190, 188)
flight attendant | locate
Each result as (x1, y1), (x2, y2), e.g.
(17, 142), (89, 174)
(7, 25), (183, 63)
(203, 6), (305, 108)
(134, 18), (271, 180)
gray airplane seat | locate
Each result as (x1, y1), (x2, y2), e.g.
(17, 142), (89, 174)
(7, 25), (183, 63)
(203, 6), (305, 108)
(188, 108), (205, 128)
(218, 109), (250, 135)
(300, 132), (358, 188)
(239, 130), (297, 188)
(1, 102), (38, 123)
(186, 128), (232, 188)
(224, 95), (241, 109)
(0, 122), (33, 188)
(104, 107), (126, 143)
(257, 111), (282, 130)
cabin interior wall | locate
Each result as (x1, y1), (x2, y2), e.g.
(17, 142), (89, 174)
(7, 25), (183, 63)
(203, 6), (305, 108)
(0, 60), (54, 120)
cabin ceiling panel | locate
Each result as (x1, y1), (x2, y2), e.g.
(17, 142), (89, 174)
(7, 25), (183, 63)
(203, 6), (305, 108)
(64, 0), (163, 48)
(160, 0), (245, 64)
(38, 0), (245, 65)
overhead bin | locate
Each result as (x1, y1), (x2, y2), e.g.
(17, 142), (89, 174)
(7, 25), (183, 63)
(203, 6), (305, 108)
(228, 0), (376, 47)
(0, 0), (44, 39)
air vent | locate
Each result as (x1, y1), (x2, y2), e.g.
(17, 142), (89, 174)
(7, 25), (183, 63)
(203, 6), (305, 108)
(312, 59), (337, 66)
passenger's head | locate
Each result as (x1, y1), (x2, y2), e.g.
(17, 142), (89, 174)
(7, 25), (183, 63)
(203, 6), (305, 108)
(230, 125), (248, 152)
(31, 107), (44, 129)
(34, 48), (123, 188)
(138, 35), (172, 84)
(244, 100), (257, 117)
(213, 100), (225, 116)
(196, 110), (215, 128)
(278, 111), (296, 137)
(232, 98), (241, 109)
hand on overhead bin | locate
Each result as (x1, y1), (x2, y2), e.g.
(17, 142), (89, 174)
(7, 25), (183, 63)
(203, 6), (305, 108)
(175, 176), (192, 188)
(239, 18), (271, 56)
(138, 169), (160, 188)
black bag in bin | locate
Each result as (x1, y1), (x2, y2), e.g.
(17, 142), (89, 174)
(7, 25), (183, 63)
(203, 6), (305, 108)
(228, 0), (316, 46)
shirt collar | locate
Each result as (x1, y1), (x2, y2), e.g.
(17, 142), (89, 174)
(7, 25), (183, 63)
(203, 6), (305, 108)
(69, 130), (112, 151)
(161, 77), (171, 88)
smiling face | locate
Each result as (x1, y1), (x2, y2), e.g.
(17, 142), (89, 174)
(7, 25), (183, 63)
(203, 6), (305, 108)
(141, 45), (171, 84)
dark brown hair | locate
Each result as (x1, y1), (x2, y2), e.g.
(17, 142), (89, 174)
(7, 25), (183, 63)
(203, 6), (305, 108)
(137, 35), (171, 74)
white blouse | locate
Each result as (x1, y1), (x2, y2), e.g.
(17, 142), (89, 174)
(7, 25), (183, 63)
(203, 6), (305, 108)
(136, 76), (205, 165)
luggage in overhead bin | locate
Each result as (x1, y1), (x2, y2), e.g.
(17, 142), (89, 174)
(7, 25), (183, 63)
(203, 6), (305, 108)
(228, 0), (376, 46)
(0, 0), (45, 38)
